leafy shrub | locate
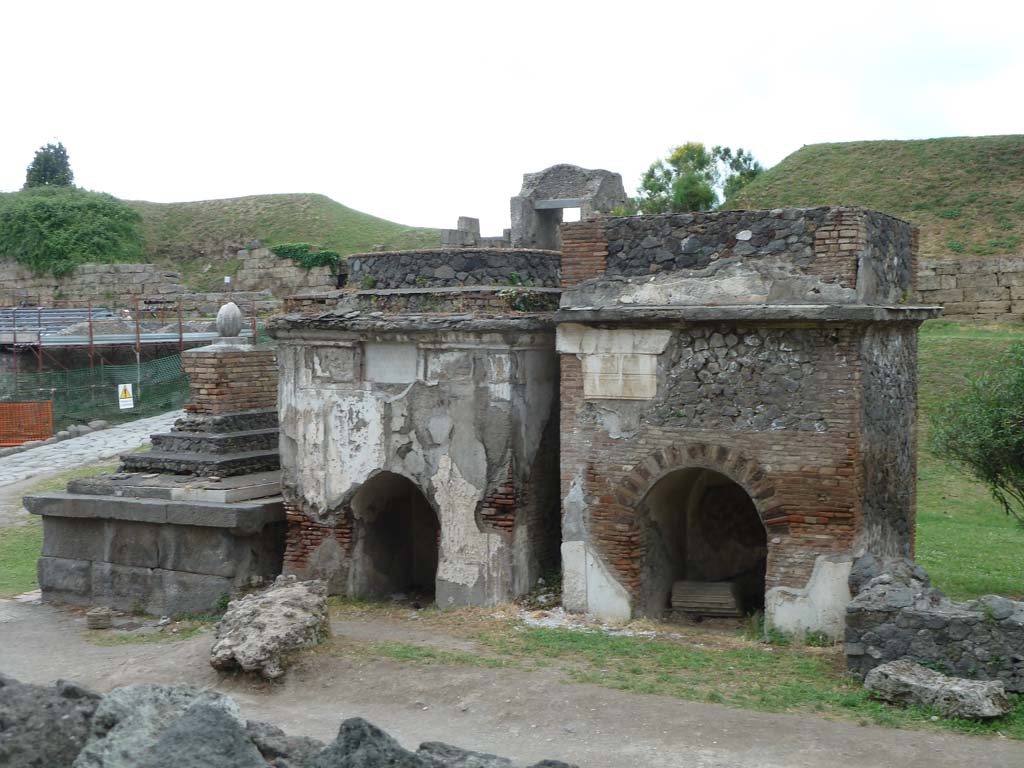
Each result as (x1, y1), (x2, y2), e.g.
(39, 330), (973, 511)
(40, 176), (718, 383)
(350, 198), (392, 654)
(270, 242), (342, 270)
(930, 342), (1024, 527)
(0, 187), (144, 276)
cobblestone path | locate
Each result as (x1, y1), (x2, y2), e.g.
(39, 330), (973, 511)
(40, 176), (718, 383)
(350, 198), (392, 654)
(0, 410), (182, 489)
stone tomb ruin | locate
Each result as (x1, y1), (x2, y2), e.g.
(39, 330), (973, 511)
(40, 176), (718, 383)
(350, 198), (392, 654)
(25, 304), (286, 615)
(271, 249), (562, 606)
(274, 199), (937, 635)
(556, 208), (938, 633)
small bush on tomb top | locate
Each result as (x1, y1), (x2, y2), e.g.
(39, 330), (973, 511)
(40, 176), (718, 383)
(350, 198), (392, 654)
(728, 134), (1024, 261)
(0, 186), (144, 277)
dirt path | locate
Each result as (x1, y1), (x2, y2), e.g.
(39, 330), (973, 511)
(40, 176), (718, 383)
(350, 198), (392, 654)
(1, 600), (1020, 768)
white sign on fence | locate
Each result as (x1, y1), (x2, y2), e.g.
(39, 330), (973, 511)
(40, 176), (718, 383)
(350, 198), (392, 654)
(118, 383), (134, 410)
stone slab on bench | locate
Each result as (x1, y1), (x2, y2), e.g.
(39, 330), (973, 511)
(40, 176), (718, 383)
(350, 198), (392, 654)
(67, 470), (282, 503)
(25, 492), (284, 535)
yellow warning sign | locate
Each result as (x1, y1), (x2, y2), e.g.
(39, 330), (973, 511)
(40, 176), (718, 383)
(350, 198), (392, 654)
(118, 383), (134, 410)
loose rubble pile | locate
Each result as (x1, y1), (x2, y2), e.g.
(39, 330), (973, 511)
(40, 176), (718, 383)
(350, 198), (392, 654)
(846, 554), (1024, 694)
(864, 659), (1013, 719)
(210, 576), (330, 679)
(0, 676), (576, 768)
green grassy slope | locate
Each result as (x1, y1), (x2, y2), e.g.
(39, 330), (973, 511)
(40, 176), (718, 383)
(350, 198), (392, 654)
(128, 193), (440, 262)
(728, 135), (1024, 261)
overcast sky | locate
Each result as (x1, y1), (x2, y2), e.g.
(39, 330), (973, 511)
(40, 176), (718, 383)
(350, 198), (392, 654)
(2, 1), (1022, 235)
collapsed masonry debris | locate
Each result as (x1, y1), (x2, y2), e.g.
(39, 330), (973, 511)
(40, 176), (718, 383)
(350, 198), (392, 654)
(210, 576), (329, 679)
(0, 676), (578, 768)
(864, 658), (1014, 719)
(845, 554), (1024, 692)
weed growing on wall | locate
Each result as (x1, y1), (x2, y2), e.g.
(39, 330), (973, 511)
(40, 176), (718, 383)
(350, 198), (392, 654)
(269, 242), (342, 271)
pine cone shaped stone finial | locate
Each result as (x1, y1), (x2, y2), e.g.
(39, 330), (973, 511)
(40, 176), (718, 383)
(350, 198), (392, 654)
(216, 301), (243, 337)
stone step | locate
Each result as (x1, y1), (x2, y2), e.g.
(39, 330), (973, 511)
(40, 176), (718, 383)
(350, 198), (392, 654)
(120, 449), (280, 477)
(670, 580), (743, 618)
(172, 407), (278, 434)
(67, 470), (282, 503)
(150, 428), (279, 455)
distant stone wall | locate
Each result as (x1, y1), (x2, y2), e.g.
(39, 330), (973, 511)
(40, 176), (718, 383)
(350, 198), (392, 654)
(347, 248), (561, 289)
(233, 247), (337, 295)
(917, 257), (1024, 322)
(0, 248), (333, 313)
(0, 262), (185, 306)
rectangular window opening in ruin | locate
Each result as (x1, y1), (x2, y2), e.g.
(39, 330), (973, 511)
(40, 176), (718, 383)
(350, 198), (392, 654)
(562, 207), (581, 223)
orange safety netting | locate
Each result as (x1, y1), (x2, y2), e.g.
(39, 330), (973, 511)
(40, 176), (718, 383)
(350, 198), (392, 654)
(0, 401), (53, 446)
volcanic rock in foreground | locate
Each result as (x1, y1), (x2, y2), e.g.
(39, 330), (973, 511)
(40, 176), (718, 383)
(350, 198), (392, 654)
(864, 658), (1014, 719)
(0, 677), (577, 767)
(210, 575), (329, 679)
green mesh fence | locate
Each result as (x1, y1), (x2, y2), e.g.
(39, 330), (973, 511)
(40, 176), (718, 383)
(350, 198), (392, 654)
(0, 353), (189, 431)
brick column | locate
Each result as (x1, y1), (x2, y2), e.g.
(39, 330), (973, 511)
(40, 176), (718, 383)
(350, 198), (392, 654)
(181, 345), (277, 414)
(560, 217), (609, 287)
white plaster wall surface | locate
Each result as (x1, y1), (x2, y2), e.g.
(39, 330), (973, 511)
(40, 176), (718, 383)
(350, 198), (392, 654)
(561, 541), (632, 622)
(765, 554), (853, 639)
(432, 454), (511, 605)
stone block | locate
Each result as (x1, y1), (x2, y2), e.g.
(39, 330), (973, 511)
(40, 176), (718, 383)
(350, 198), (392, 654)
(40, 517), (105, 561)
(90, 561), (159, 612)
(104, 520), (161, 568)
(998, 272), (1024, 287)
(158, 570), (233, 616)
(975, 300), (1012, 314)
(917, 275), (956, 291)
(958, 273), (999, 288)
(962, 286), (1009, 302)
(941, 302), (978, 316)
(38, 556), (92, 600)
(917, 289), (963, 303)
(158, 525), (237, 578)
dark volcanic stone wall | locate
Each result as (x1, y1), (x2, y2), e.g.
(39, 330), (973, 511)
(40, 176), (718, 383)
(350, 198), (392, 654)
(860, 211), (917, 303)
(647, 326), (845, 432)
(348, 248), (560, 289)
(859, 325), (918, 556)
(604, 208), (831, 277)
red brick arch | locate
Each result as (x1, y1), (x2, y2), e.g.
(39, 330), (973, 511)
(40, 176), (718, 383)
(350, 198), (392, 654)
(613, 441), (789, 533)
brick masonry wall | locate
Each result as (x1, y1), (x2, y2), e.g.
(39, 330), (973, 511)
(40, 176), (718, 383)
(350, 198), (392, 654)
(561, 218), (608, 286)
(560, 324), (866, 606)
(181, 346), (277, 415)
(917, 256), (1024, 321)
(283, 501), (353, 571)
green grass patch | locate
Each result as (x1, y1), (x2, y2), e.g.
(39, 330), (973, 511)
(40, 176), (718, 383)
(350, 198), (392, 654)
(916, 321), (1024, 599)
(475, 625), (1023, 738)
(127, 193), (440, 290)
(366, 640), (508, 668)
(84, 621), (211, 646)
(0, 462), (120, 598)
(0, 519), (42, 598)
(729, 135), (1024, 260)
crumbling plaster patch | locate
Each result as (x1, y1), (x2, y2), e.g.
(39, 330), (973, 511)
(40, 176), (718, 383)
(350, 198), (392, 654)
(765, 554), (853, 639)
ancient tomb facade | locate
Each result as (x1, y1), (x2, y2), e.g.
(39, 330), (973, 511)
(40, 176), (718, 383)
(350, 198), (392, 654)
(556, 207), (938, 635)
(270, 248), (562, 607)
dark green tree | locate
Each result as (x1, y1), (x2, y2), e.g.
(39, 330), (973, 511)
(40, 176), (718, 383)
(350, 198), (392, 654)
(24, 142), (74, 189)
(930, 341), (1024, 527)
(633, 142), (764, 214)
